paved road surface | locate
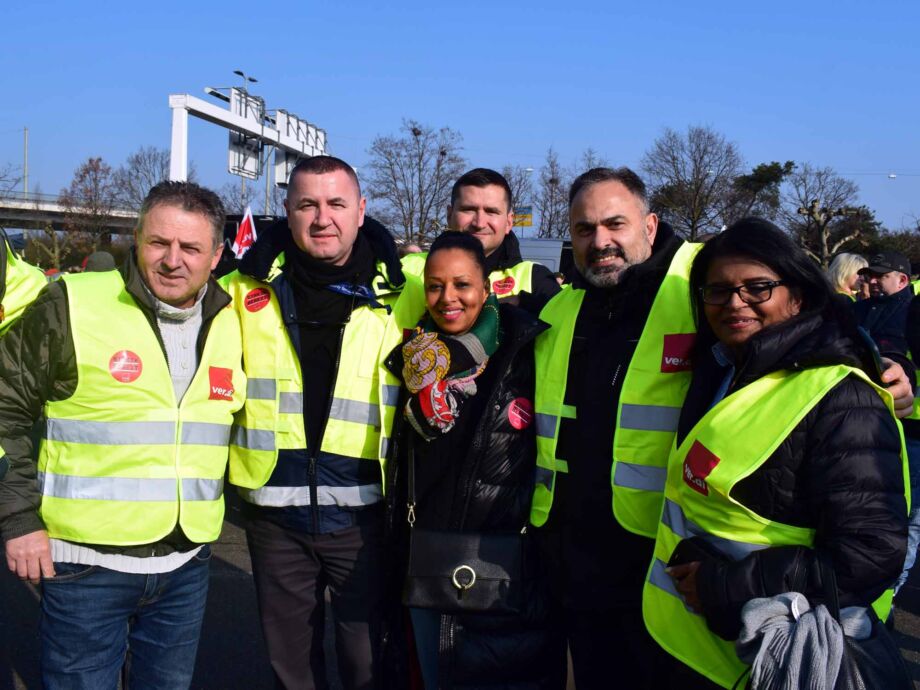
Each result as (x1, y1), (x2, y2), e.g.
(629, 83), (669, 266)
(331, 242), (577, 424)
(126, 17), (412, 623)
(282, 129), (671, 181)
(3, 495), (920, 688)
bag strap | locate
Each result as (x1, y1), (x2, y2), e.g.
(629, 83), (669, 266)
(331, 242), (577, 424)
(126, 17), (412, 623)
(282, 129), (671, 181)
(406, 436), (416, 527)
(817, 550), (842, 622)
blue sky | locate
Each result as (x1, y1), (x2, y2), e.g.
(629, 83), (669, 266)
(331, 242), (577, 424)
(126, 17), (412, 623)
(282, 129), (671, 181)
(2, 0), (918, 228)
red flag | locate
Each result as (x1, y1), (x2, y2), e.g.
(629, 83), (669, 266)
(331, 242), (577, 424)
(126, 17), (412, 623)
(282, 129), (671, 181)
(231, 206), (257, 259)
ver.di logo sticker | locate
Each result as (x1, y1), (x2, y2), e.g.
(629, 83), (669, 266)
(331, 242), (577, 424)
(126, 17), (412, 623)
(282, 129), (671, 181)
(208, 367), (235, 401)
(508, 397), (534, 430)
(683, 441), (720, 496)
(244, 288), (271, 313)
(492, 276), (516, 296)
(661, 333), (695, 373)
(109, 350), (143, 383)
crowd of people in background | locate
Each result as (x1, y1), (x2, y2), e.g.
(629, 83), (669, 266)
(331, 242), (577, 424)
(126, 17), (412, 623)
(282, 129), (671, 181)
(0, 158), (916, 690)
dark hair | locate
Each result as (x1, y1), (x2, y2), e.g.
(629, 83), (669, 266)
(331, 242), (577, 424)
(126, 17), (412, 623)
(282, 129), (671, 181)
(450, 168), (513, 211)
(137, 181), (225, 249)
(568, 166), (649, 209)
(288, 155), (361, 196)
(689, 217), (837, 342)
(426, 230), (488, 282)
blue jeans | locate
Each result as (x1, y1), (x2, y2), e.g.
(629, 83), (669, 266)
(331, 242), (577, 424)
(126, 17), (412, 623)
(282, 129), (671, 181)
(896, 438), (920, 595)
(39, 546), (211, 690)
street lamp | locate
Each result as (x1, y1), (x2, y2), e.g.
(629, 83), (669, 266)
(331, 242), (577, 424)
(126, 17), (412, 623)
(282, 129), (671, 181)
(233, 70), (258, 92)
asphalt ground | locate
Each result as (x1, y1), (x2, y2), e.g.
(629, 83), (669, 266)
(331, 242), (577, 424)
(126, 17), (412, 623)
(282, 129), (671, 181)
(2, 496), (920, 689)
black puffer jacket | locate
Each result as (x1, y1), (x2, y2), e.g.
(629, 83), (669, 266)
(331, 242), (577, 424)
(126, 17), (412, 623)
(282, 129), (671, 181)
(383, 304), (563, 689)
(676, 311), (908, 640)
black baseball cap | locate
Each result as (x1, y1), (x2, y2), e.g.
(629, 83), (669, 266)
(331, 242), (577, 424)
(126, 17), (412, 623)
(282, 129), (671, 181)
(858, 251), (911, 276)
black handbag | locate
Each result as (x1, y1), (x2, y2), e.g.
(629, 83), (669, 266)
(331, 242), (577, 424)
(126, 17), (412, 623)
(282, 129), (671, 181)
(401, 440), (526, 615)
(817, 554), (912, 690)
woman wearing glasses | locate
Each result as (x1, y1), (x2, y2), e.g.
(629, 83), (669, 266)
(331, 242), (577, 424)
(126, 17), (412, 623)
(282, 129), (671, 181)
(642, 218), (908, 688)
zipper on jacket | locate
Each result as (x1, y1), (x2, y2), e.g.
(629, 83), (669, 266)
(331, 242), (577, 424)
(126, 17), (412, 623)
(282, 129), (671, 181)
(309, 323), (347, 533)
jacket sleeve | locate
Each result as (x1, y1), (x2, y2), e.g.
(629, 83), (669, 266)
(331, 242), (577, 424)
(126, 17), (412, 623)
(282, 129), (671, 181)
(695, 375), (908, 639)
(0, 281), (77, 541)
(907, 296), (920, 363)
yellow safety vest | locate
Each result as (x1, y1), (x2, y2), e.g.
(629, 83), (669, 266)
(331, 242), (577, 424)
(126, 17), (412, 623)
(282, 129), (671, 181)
(38, 271), (245, 546)
(400, 251), (536, 297)
(530, 242), (701, 536)
(642, 366), (908, 688)
(0, 239), (46, 336)
(222, 259), (403, 506)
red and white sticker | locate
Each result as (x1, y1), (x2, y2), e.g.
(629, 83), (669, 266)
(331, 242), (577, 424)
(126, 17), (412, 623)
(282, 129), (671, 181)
(109, 350), (143, 383)
(244, 288), (271, 313)
(661, 333), (695, 373)
(683, 440), (720, 496)
(492, 276), (516, 296)
(208, 366), (235, 401)
(508, 397), (534, 430)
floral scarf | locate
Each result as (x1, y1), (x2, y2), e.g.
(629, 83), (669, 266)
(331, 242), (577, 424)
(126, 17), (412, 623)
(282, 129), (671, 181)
(402, 295), (501, 439)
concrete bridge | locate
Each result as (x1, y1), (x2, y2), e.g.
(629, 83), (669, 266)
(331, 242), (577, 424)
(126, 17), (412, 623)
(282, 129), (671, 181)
(0, 192), (137, 233)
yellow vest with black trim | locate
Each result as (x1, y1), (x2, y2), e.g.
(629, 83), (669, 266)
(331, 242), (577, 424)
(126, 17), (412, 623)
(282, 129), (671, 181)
(0, 239), (46, 336)
(222, 258), (403, 506)
(642, 366), (908, 688)
(400, 251), (536, 297)
(37, 271), (245, 546)
(531, 242), (702, 536)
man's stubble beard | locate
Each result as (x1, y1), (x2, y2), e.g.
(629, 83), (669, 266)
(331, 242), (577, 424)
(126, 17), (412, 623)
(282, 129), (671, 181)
(575, 237), (652, 288)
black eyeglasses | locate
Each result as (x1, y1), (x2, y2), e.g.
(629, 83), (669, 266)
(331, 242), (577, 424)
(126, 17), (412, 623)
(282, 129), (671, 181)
(699, 280), (786, 306)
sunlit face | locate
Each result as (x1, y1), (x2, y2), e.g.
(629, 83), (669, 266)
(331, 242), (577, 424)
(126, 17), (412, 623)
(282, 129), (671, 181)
(424, 248), (490, 335)
(569, 180), (657, 287)
(702, 256), (801, 354)
(135, 204), (221, 308)
(862, 270), (908, 297)
(284, 169), (366, 266)
(447, 184), (514, 257)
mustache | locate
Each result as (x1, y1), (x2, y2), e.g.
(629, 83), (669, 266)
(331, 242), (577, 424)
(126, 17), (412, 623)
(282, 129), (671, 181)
(587, 246), (625, 263)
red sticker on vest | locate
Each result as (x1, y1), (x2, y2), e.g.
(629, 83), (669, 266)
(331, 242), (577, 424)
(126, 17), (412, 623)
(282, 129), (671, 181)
(208, 367), (235, 401)
(508, 398), (534, 430)
(244, 288), (271, 312)
(683, 441), (720, 496)
(661, 333), (695, 373)
(492, 276), (516, 296)
(109, 350), (143, 383)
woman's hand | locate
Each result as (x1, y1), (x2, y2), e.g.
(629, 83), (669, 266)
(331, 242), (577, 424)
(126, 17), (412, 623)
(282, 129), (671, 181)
(667, 561), (703, 613)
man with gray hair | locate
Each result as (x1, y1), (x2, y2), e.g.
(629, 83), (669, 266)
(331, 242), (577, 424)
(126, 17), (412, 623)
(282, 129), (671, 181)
(0, 180), (244, 688)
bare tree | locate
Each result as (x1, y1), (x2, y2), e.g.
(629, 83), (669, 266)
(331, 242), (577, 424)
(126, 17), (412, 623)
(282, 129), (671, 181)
(365, 119), (466, 245)
(535, 148), (570, 239)
(218, 180), (260, 216)
(780, 164), (863, 267)
(113, 146), (197, 209)
(576, 147), (609, 173)
(60, 157), (120, 253)
(0, 163), (21, 197)
(501, 165), (535, 212)
(641, 126), (745, 241)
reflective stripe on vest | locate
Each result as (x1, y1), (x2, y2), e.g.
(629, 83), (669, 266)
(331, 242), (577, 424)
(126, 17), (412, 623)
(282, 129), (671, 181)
(39, 270), (245, 547)
(223, 264), (400, 502)
(239, 483), (383, 507)
(530, 242), (700, 533)
(0, 239), (46, 336)
(642, 366), (907, 688)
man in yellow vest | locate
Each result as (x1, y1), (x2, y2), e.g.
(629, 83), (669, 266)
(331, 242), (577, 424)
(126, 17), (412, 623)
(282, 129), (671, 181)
(530, 168), (915, 689)
(0, 232), (46, 336)
(402, 168), (561, 311)
(222, 156), (405, 689)
(0, 181), (244, 689)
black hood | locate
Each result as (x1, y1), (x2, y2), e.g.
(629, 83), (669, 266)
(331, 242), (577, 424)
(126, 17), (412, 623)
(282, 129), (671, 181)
(485, 231), (524, 273)
(238, 213), (405, 289)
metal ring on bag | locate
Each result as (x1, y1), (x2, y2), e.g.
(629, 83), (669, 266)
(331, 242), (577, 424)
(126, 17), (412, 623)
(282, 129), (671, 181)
(451, 565), (477, 591)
